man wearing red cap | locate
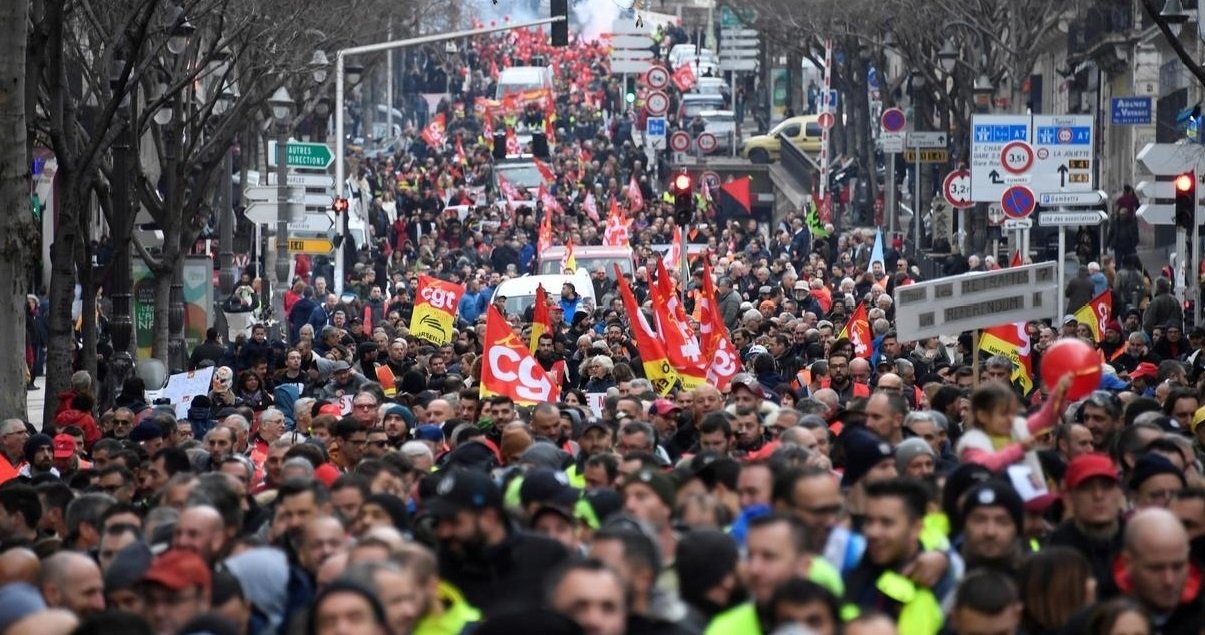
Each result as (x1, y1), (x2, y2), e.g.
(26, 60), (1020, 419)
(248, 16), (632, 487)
(1049, 453), (1125, 599)
(141, 549), (212, 635)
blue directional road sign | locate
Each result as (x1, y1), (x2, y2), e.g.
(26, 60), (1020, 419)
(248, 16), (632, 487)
(1111, 97), (1153, 125)
(1001, 185), (1036, 219)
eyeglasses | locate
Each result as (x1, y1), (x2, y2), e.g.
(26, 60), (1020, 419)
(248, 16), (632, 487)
(368, 440), (389, 448)
(353, 403), (377, 410)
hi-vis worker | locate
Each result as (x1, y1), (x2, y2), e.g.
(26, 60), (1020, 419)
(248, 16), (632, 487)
(840, 479), (952, 635)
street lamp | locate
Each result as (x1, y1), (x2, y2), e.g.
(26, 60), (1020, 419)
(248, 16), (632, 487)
(345, 63), (364, 86)
(1162, 0), (1189, 37)
(166, 13), (195, 55)
(973, 73), (994, 111)
(269, 86), (294, 341)
(311, 50), (330, 83)
(107, 54), (136, 408)
(938, 39), (958, 74)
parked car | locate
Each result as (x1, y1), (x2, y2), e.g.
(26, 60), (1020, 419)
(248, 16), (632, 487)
(697, 109), (736, 151)
(741, 114), (823, 162)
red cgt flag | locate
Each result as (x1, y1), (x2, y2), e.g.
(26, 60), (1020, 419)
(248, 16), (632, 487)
(672, 64), (696, 91)
(698, 256), (742, 390)
(479, 305), (559, 405)
(421, 113), (447, 148)
(836, 301), (872, 359)
(627, 175), (644, 212)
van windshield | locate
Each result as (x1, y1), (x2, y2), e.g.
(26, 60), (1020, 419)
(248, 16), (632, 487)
(684, 99), (725, 118)
(496, 81), (547, 99)
(496, 163), (545, 190)
(539, 257), (633, 277)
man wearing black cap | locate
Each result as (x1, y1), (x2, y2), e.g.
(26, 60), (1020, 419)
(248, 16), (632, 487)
(428, 469), (568, 618)
(519, 468), (581, 551)
(959, 481), (1026, 577)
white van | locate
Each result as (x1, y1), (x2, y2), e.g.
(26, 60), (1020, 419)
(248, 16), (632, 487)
(495, 66), (554, 100)
(538, 246), (635, 279)
(493, 271), (596, 319)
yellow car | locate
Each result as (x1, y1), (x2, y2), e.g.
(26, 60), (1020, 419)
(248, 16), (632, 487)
(741, 115), (823, 163)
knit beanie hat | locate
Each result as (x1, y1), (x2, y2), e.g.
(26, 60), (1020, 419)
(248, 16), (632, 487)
(625, 468), (676, 508)
(960, 481), (1024, 532)
(676, 529), (739, 606)
(840, 428), (894, 488)
(895, 438), (936, 474)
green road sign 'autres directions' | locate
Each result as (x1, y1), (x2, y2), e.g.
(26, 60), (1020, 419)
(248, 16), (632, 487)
(268, 141), (334, 169)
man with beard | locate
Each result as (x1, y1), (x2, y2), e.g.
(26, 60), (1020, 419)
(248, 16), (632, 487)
(827, 353), (855, 404)
(381, 404), (414, 449)
(21, 434), (58, 478)
(732, 407), (765, 457)
(959, 482), (1026, 577)
(1049, 454), (1126, 599)
(1077, 392), (1123, 453)
(535, 334), (569, 390)
(428, 469), (568, 618)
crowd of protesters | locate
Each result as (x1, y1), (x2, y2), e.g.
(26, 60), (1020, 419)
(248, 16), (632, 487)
(8, 18), (1205, 635)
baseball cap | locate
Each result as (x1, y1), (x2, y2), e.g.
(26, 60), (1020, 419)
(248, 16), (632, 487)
(332, 360), (352, 372)
(744, 345), (769, 360)
(758, 285), (773, 296)
(52, 434), (75, 459)
(143, 549), (212, 593)
(729, 373), (759, 393)
(425, 469), (502, 518)
(317, 403), (343, 417)
(1130, 362), (1159, 381)
(650, 399), (681, 417)
(414, 425), (444, 442)
(1194, 406), (1205, 433)
(1062, 314), (1078, 325)
(1063, 453), (1119, 490)
(519, 468), (580, 509)
(794, 280), (808, 290)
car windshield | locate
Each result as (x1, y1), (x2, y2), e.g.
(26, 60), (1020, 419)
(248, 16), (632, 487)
(539, 257), (633, 277)
(684, 100), (724, 117)
(496, 163), (544, 190)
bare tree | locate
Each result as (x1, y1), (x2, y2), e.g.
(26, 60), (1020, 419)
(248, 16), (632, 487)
(0, 0), (37, 420)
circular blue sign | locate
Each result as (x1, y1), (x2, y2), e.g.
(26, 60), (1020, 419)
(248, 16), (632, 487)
(881, 108), (906, 133)
(1001, 186), (1035, 219)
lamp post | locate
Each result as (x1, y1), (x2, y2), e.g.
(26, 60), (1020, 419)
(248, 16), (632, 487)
(937, 40), (958, 75)
(269, 86), (295, 343)
(1161, 0), (1189, 37)
(163, 4), (193, 372)
(107, 56), (135, 409)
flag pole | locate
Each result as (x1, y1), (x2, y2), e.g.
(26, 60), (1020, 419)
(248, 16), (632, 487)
(972, 330), (980, 387)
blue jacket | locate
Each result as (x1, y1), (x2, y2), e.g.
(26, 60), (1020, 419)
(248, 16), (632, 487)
(459, 291), (486, 324)
(560, 296), (582, 322)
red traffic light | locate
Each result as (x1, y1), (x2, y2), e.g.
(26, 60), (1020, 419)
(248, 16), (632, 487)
(673, 173), (692, 193)
(332, 198), (349, 213)
(1176, 174), (1195, 193)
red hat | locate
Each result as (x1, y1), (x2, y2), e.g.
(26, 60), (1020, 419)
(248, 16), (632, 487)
(143, 549), (211, 593)
(318, 403), (343, 417)
(650, 399), (681, 417)
(52, 434), (75, 459)
(315, 463), (341, 488)
(1130, 362), (1159, 381)
(1064, 453), (1119, 490)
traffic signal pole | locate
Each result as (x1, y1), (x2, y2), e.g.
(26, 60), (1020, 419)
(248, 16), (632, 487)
(332, 15), (566, 294)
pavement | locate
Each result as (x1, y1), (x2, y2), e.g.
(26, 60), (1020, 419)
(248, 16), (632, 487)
(26, 382), (46, 430)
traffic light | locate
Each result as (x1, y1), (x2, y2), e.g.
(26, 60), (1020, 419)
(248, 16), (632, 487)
(1175, 171), (1195, 230)
(332, 198), (349, 214)
(672, 172), (693, 226)
(551, 0), (568, 47)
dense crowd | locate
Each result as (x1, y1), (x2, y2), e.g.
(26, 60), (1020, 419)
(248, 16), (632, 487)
(9, 20), (1205, 635)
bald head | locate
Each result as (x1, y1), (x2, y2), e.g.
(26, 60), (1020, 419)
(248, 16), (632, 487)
(813, 389), (839, 414)
(1124, 507), (1191, 614)
(40, 552), (104, 616)
(0, 548), (40, 585)
(876, 373), (903, 391)
(1126, 507), (1188, 551)
(173, 505), (226, 562)
(849, 358), (871, 379)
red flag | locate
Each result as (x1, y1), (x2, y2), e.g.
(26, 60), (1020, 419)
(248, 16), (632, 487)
(666, 226), (683, 270)
(538, 184), (561, 214)
(698, 256), (742, 390)
(505, 127), (521, 155)
(533, 157), (556, 183)
(480, 305), (559, 405)
(615, 265), (679, 395)
(583, 192), (600, 223)
(627, 175), (644, 212)
(561, 238), (577, 273)
(538, 211), (553, 253)
(455, 137), (467, 165)
(718, 176), (752, 214)
(1074, 289), (1113, 342)
(1010, 250), (1023, 267)
(530, 284), (552, 353)
(650, 261), (705, 387)
(836, 301), (872, 359)
(421, 113), (446, 148)
(672, 64), (696, 91)
(603, 197), (631, 246)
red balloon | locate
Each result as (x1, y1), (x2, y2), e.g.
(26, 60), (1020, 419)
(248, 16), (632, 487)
(1040, 338), (1101, 400)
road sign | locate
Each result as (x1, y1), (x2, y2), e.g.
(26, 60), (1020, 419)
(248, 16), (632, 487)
(1135, 144), (1205, 225)
(819, 89), (839, 112)
(1000, 185), (1036, 219)
(882, 133), (905, 154)
(1000, 141), (1034, 174)
(903, 149), (948, 163)
(609, 25), (655, 75)
(719, 60), (759, 71)
(645, 90), (670, 116)
(612, 35), (653, 49)
(267, 141), (334, 169)
(817, 112), (835, 130)
(245, 202), (304, 225)
(719, 6), (758, 28)
(266, 173), (336, 188)
(943, 169), (974, 209)
(970, 114), (1031, 202)
(292, 213), (334, 233)
(697, 133), (718, 154)
(1003, 218), (1033, 230)
(282, 237), (334, 255)
(1038, 191), (1106, 207)
(611, 61), (653, 74)
(1111, 97), (1152, 125)
(644, 66), (670, 90)
(881, 108), (907, 133)
(669, 131), (691, 152)
(646, 117), (667, 141)
(894, 262), (1059, 341)
(244, 186), (299, 202)
(1031, 115), (1093, 192)
(987, 205), (1006, 225)
(1039, 211), (1107, 226)
(908, 131), (947, 148)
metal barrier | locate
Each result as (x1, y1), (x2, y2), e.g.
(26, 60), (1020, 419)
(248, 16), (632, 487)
(777, 135), (814, 195)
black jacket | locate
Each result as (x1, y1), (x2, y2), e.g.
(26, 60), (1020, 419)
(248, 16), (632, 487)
(1047, 520), (1124, 600)
(438, 527), (569, 618)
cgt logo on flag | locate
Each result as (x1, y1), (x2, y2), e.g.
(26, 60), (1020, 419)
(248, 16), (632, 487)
(409, 275), (464, 345)
(480, 306), (559, 404)
(421, 113), (447, 148)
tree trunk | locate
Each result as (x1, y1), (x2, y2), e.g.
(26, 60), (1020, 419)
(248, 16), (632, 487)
(0, 0), (33, 422)
(76, 232), (97, 383)
(151, 267), (171, 364)
(44, 185), (80, 429)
